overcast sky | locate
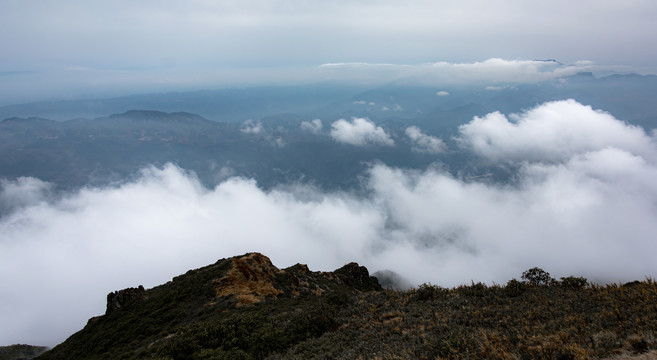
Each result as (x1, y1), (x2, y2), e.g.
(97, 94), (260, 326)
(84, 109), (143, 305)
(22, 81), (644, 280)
(1, 0), (656, 103)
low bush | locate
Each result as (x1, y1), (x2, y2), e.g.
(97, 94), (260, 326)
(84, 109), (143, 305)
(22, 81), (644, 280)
(522, 267), (554, 286)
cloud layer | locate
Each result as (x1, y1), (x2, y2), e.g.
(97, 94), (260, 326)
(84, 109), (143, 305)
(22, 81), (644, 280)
(2, 100), (657, 347)
(330, 118), (395, 146)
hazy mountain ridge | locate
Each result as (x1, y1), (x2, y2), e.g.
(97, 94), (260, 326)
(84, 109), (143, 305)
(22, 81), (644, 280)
(0, 109), (449, 190)
(0, 84), (369, 122)
(34, 253), (657, 359)
(2, 73), (657, 127)
(3, 72), (656, 191)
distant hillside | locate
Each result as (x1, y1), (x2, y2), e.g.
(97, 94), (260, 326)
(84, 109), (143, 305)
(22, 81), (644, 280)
(0, 344), (48, 360)
(0, 84), (368, 122)
(2, 73), (657, 130)
(0, 109), (448, 191)
(2, 73), (657, 192)
(37, 253), (657, 359)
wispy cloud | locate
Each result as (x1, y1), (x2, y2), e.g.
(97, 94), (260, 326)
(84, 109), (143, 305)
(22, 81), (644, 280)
(300, 119), (323, 133)
(240, 119), (263, 134)
(405, 126), (446, 154)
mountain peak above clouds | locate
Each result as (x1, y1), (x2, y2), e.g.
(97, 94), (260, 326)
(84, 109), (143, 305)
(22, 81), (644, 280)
(38, 252), (381, 359)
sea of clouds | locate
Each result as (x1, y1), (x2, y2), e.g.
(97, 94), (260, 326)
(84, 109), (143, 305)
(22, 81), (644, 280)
(2, 99), (657, 346)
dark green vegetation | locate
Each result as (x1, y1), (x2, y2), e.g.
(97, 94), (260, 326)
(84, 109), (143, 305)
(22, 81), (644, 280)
(0, 344), (48, 360)
(38, 254), (657, 359)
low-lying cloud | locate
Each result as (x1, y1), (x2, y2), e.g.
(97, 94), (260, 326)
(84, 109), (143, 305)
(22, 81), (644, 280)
(240, 119), (263, 134)
(330, 118), (394, 146)
(2, 100), (657, 347)
(300, 118), (323, 133)
(405, 126), (446, 154)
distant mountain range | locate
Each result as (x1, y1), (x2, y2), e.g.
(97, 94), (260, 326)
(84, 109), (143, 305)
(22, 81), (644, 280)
(0, 84), (369, 122)
(0, 109), (454, 191)
(2, 72), (656, 191)
(1, 73), (657, 129)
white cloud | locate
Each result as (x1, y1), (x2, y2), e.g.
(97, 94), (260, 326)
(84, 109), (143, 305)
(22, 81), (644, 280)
(405, 126), (446, 154)
(240, 119), (263, 134)
(300, 118), (323, 133)
(0, 177), (53, 214)
(436, 91), (449, 96)
(274, 137), (286, 147)
(3, 100), (657, 347)
(330, 118), (394, 146)
(457, 99), (657, 163)
(319, 58), (609, 86)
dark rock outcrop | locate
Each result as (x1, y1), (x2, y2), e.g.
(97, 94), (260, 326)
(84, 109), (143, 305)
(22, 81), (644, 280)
(105, 285), (146, 315)
(334, 262), (382, 291)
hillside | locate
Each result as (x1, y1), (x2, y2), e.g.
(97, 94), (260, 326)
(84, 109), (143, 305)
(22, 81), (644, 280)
(36, 253), (657, 359)
(0, 110), (447, 191)
(0, 344), (48, 360)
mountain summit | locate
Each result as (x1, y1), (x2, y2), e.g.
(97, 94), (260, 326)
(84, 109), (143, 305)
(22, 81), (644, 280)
(38, 253), (382, 359)
(31, 253), (657, 359)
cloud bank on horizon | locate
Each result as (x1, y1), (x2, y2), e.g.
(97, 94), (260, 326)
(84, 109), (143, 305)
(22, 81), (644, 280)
(2, 99), (657, 346)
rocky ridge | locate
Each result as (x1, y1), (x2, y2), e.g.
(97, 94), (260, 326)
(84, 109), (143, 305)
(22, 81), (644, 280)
(35, 254), (657, 359)
(38, 252), (381, 359)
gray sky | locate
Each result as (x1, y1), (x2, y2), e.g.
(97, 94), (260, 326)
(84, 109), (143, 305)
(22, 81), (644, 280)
(1, 0), (657, 103)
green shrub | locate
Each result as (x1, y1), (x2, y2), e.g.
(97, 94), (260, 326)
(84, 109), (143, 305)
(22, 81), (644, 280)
(560, 276), (588, 289)
(522, 267), (554, 286)
(414, 283), (445, 301)
(505, 278), (527, 297)
(458, 281), (488, 298)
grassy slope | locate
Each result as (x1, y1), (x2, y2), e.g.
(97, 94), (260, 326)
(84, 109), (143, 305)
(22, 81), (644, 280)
(279, 281), (657, 359)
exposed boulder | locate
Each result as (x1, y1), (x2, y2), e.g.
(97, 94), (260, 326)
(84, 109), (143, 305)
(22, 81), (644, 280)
(211, 253), (382, 306)
(333, 262), (382, 291)
(106, 285), (146, 315)
(213, 253), (282, 306)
